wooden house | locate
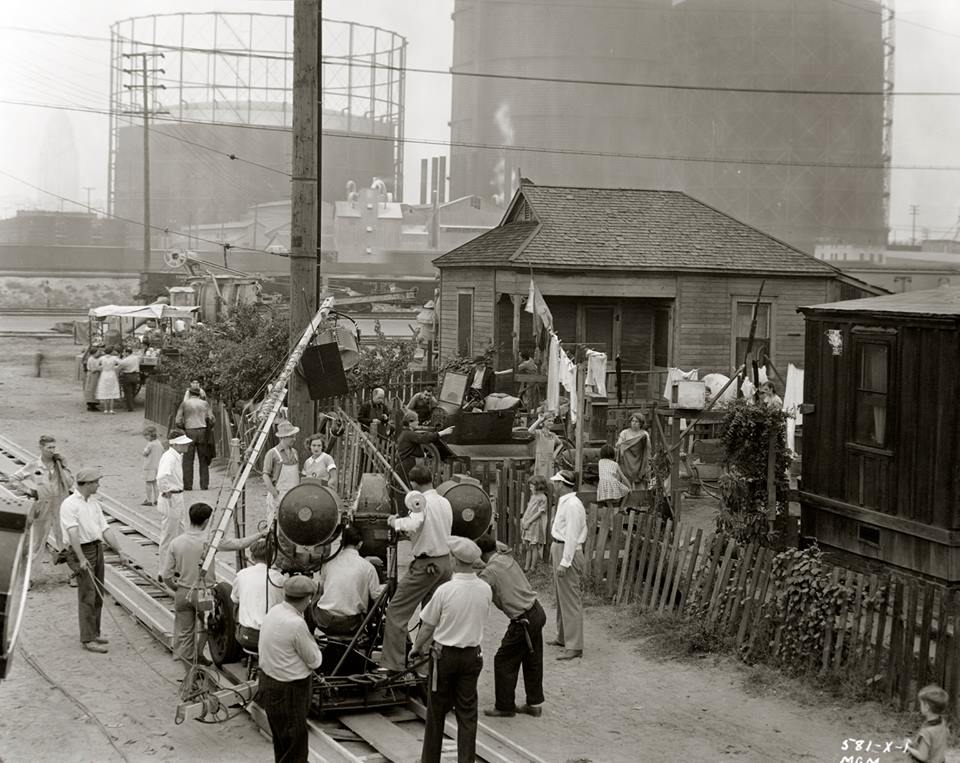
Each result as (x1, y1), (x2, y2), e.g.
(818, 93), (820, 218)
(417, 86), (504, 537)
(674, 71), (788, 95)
(433, 181), (879, 396)
(799, 287), (960, 583)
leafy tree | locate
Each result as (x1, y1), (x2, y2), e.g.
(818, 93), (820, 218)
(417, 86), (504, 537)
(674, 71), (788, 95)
(349, 320), (421, 392)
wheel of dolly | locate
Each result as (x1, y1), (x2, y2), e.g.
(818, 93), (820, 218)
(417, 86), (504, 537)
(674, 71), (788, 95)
(207, 581), (242, 666)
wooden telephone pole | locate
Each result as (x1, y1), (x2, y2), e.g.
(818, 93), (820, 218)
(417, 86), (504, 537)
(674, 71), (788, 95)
(289, 0), (321, 435)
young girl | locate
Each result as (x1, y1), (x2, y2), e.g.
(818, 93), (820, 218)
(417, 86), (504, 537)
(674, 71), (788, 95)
(520, 475), (550, 572)
(529, 409), (561, 478)
(596, 443), (631, 511)
(301, 434), (338, 486)
(141, 425), (163, 506)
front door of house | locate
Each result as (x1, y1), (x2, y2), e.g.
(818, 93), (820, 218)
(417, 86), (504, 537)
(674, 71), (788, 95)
(584, 306), (615, 359)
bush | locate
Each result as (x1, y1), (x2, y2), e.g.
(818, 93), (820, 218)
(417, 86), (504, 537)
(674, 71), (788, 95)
(349, 321), (420, 393)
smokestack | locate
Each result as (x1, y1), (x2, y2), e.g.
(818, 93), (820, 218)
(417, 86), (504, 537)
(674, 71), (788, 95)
(420, 158), (428, 206)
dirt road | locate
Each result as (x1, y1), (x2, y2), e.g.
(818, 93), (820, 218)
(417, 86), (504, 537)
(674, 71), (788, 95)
(0, 334), (938, 762)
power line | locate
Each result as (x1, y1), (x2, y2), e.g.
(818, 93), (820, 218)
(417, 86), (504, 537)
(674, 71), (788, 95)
(320, 54), (960, 98)
(4, 96), (960, 174)
(0, 167), (290, 259)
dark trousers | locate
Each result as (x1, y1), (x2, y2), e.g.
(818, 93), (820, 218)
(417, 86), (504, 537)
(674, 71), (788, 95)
(120, 372), (139, 411)
(183, 427), (210, 490)
(422, 645), (482, 763)
(237, 625), (260, 652)
(68, 541), (104, 643)
(494, 600), (546, 711)
(257, 672), (313, 763)
(382, 555), (452, 671)
(315, 609), (363, 636)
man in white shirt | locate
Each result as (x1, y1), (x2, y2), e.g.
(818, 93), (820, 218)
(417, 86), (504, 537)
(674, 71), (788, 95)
(314, 525), (385, 635)
(117, 348), (141, 412)
(410, 537), (492, 763)
(380, 465), (453, 672)
(548, 469), (586, 660)
(231, 539), (284, 651)
(257, 576), (323, 763)
(60, 467), (127, 653)
(175, 391), (215, 491)
(156, 431), (192, 578)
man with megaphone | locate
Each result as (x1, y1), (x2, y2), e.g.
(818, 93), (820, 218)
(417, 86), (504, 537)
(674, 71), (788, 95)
(379, 465), (453, 673)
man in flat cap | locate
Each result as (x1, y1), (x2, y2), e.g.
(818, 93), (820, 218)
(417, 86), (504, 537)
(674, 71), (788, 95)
(59, 467), (127, 653)
(548, 470), (586, 660)
(257, 575), (323, 763)
(156, 430), (192, 578)
(411, 536), (492, 763)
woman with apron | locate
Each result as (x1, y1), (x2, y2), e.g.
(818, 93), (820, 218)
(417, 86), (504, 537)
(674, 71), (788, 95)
(615, 411), (651, 501)
(262, 421), (300, 525)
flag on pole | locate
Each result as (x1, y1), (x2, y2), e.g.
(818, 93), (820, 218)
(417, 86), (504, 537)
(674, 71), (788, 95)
(525, 278), (553, 333)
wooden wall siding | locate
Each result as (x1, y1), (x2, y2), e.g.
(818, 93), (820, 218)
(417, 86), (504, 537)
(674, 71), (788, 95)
(620, 301), (655, 371)
(673, 275), (831, 373)
(493, 269), (677, 299)
(438, 269), (496, 361)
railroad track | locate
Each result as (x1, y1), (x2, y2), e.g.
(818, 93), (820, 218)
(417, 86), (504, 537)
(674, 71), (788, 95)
(0, 433), (546, 763)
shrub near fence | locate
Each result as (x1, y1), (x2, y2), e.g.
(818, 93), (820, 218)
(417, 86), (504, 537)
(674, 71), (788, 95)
(582, 509), (960, 719)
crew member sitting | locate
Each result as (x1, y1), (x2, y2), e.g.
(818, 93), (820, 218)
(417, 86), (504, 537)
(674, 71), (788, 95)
(314, 525), (386, 635)
(231, 539), (285, 651)
(405, 387), (438, 425)
(357, 387), (390, 434)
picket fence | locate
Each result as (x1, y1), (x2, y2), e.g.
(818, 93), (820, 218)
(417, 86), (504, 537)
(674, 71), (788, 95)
(581, 508), (960, 717)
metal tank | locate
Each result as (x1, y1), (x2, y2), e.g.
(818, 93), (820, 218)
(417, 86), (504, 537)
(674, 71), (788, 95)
(450, 0), (886, 252)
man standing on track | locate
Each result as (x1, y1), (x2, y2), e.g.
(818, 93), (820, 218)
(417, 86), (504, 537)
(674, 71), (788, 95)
(14, 434), (73, 561)
(380, 465), (453, 673)
(59, 467), (127, 654)
(175, 389), (215, 491)
(156, 430), (192, 579)
(548, 469), (586, 660)
(475, 534), (546, 718)
(410, 537), (492, 763)
(257, 575), (323, 763)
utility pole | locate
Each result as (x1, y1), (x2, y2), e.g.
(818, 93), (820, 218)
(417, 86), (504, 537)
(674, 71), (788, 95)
(82, 186), (95, 212)
(123, 51), (167, 299)
(910, 204), (920, 246)
(289, 0), (321, 435)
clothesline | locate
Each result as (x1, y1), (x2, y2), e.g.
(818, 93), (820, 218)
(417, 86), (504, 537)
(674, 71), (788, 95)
(543, 329), (608, 424)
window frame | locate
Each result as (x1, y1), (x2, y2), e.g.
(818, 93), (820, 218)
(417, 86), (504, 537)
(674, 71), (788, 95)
(850, 334), (895, 452)
(456, 288), (474, 358)
(730, 297), (775, 371)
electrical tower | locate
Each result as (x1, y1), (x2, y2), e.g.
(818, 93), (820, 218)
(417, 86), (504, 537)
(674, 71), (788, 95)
(882, 0), (896, 244)
(122, 51), (168, 296)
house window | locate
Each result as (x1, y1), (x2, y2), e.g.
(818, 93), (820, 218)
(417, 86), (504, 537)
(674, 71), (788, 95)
(457, 289), (474, 357)
(733, 301), (772, 366)
(854, 342), (889, 448)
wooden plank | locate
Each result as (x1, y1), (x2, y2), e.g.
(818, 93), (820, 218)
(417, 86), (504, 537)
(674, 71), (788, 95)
(339, 713), (422, 763)
(632, 515), (659, 606)
(696, 534), (726, 614)
(862, 574), (879, 669)
(647, 520), (673, 610)
(833, 568), (852, 672)
(582, 503), (600, 579)
(746, 555), (774, 657)
(872, 577), (892, 682)
(677, 528), (703, 616)
(901, 583), (919, 709)
(707, 539), (736, 629)
(637, 517), (663, 610)
(606, 511), (625, 599)
(934, 589), (949, 689)
(667, 525), (692, 614)
(615, 509), (638, 605)
(724, 542), (755, 635)
(918, 584), (935, 690)
(622, 512), (650, 606)
(820, 567), (842, 673)
(848, 573), (866, 667)
(594, 506), (612, 586)
(885, 580), (903, 700)
(948, 593), (960, 720)
(737, 548), (768, 648)
(658, 521), (684, 613)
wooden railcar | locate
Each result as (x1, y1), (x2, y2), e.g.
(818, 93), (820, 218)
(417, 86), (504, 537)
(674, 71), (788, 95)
(799, 287), (960, 583)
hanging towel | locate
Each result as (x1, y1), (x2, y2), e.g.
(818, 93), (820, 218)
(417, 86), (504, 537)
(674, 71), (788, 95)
(586, 350), (607, 397)
(662, 367), (699, 401)
(559, 351), (578, 424)
(546, 333), (561, 413)
(739, 366), (769, 399)
(783, 363), (804, 425)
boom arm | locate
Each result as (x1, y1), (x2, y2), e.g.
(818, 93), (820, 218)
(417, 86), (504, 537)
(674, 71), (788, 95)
(200, 296), (335, 574)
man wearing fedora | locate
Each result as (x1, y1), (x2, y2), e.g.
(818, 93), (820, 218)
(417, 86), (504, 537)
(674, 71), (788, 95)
(60, 467), (127, 653)
(548, 469), (586, 660)
(410, 536), (492, 763)
(157, 430), (193, 578)
(262, 420), (301, 524)
(257, 575), (323, 763)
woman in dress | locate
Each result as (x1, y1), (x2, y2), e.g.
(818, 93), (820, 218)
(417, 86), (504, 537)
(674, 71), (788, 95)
(262, 421), (301, 524)
(95, 346), (121, 414)
(596, 444), (631, 512)
(82, 348), (103, 411)
(616, 411), (651, 494)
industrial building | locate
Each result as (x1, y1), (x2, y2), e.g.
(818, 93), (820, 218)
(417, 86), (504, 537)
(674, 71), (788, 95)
(449, 0), (888, 254)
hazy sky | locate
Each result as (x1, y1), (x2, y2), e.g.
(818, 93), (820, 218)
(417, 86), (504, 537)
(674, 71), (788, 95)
(1, 0), (959, 244)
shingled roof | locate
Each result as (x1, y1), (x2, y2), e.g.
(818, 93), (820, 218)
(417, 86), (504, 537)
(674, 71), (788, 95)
(433, 183), (838, 276)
